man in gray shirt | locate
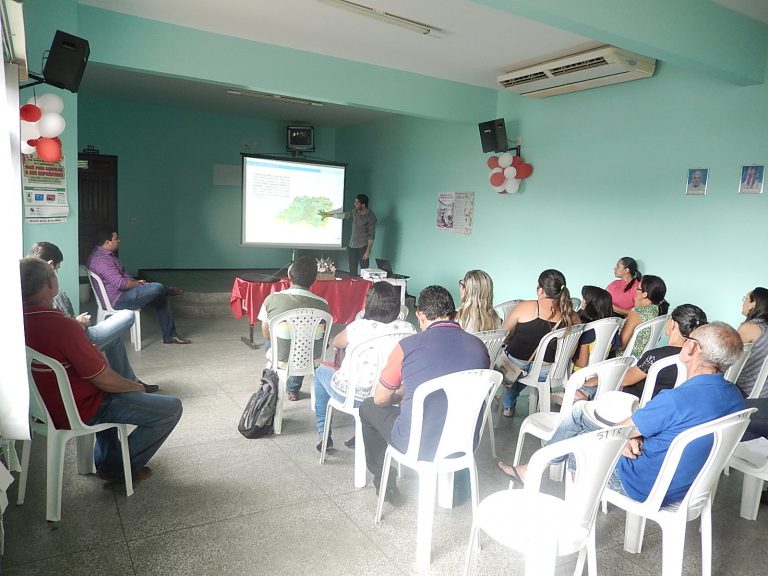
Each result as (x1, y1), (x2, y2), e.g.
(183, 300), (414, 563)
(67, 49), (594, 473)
(319, 194), (377, 276)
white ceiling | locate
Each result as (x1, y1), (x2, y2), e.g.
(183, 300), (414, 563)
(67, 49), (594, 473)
(75, 0), (768, 127)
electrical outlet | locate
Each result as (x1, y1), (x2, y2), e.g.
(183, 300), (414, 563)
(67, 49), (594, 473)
(131, 217), (137, 225)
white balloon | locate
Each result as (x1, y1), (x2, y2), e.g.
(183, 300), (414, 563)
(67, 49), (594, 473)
(21, 141), (37, 155)
(498, 151), (514, 168)
(20, 120), (40, 142)
(34, 93), (64, 114)
(492, 179), (508, 193)
(38, 113), (66, 138)
(505, 179), (521, 194)
(503, 166), (517, 179)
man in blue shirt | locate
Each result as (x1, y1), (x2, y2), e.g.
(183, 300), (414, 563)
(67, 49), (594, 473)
(359, 285), (489, 502)
(500, 321), (745, 505)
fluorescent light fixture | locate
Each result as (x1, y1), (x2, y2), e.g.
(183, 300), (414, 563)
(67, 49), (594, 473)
(319, 0), (440, 35)
(1, 0), (28, 79)
(226, 89), (324, 107)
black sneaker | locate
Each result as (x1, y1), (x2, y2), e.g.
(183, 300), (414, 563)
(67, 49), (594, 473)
(344, 436), (356, 449)
(316, 436), (333, 452)
(139, 381), (159, 393)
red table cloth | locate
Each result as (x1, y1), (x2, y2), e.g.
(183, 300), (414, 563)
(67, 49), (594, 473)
(230, 277), (373, 325)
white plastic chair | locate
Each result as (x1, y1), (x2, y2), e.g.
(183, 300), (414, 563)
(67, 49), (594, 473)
(493, 299), (522, 323)
(621, 315), (668, 359)
(16, 347), (133, 522)
(728, 438), (768, 520)
(513, 357), (635, 467)
(603, 408), (755, 576)
(724, 341), (753, 384)
(473, 328), (508, 458)
(581, 317), (624, 366)
(374, 369), (502, 567)
(88, 269), (142, 351)
(570, 297), (582, 312)
(319, 331), (413, 488)
(497, 324), (586, 420)
(464, 426), (632, 576)
(746, 354), (768, 399)
(638, 354), (687, 407)
(267, 307), (333, 434)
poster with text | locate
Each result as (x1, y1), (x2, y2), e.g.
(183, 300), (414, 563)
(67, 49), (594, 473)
(22, 154), (69, 223)
(437, 192), (474, 235)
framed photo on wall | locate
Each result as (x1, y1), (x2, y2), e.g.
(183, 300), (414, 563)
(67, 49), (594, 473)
(685, 168), (708, 195)
(739, 165), (764, 194)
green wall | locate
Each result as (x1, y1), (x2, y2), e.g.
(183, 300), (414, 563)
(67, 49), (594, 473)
(77, 96), (339, 273)
(20, 0), (80, 304)
(337, 61), (768, 327)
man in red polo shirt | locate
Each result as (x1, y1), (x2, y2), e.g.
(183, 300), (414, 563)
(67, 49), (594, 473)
(20, 257), (182, 482)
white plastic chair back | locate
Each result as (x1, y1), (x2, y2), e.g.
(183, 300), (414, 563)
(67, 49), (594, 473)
(268, 307), (333, 434)
(570, 297), (582, 312)
(87, 269), (142, 351)
(473, 328), (508, 368)
(493, 299), (522, 322)
(16, 347), (133, 521)
(320, 331), (413, 487)
(582, 317), (624, 365)
(521, 324), (586, 415)
(512, 357), (634, 467)
(465, 426), (632, 576)
(746, 354), (768, 399)
(622, 314), (668, 359)
(584, 356), (637, 399)
(638, 354), (687, 407)
(375, 369), (502, 567)
(728, 438), (768, 520)
(724, 341), (753, 384)
(604, 408), (755, 576)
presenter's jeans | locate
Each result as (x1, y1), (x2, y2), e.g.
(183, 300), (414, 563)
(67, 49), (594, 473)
(348, 246), (369, 276)
(88, 391), (183, 477)
(87, 309), (137, 381)
(115, 282), (177, 341)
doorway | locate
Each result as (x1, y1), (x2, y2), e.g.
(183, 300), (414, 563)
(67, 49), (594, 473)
(78, 153), (117, 264)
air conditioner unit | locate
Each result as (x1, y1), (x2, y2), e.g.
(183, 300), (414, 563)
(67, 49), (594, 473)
(497, 46), (656, 98)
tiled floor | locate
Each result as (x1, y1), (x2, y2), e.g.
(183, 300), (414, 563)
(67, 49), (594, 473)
(2, 314), (767, 575)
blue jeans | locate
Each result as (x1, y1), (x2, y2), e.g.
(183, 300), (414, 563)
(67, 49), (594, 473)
(548, 402), (628, 496)
(314, 364), (360, 435)
(502, 356), (551, 409)
(87, 310), (136, 381)
(115, 282), (177, 342)
(264, 341), (303, 393)
(88, 392), (183, 477)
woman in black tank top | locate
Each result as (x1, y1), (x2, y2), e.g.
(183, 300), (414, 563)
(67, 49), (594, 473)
(499, 270), (579, 416)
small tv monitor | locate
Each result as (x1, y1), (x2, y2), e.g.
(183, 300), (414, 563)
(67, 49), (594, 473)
(287, 126), (314, 151)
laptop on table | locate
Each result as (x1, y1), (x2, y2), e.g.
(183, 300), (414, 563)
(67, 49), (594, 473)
(375, 258), (409, 280)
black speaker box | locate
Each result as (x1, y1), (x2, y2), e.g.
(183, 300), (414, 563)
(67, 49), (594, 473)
(43, 30), (90, 93)
(478, 118), (508, 153)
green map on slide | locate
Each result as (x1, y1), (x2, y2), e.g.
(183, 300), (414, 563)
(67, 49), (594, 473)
(278, 196), (333, 226)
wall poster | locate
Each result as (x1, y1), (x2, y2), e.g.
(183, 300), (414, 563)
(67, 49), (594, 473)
(22, 154), (69, 223)
(437, 192), (474, 235)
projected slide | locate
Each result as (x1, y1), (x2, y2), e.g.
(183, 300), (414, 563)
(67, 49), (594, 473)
(242, 156), (345, 248)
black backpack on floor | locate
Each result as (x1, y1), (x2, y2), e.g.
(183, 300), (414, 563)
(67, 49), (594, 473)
(238, 368), (278, 439)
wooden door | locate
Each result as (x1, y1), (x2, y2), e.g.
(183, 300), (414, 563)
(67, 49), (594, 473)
(78, 154), (117, 264)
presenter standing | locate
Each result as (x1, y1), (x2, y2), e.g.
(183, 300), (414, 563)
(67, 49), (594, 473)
(318, 194), (377, 276)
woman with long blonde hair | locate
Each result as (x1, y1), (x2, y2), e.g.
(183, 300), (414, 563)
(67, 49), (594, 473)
(455, 270), (501, 333)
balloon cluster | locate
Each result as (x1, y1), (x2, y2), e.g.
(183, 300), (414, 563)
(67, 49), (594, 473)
(19, 93), (66, 163)
(487, 152), (533, 194)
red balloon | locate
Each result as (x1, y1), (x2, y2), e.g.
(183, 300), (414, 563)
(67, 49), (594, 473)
(511, 155), (523, 167)
(20, 104), (42, 122)
(515, 163), (534, 179)
(36, 137), (62, 163)
(489, 171), (505, 187)
(27, 139), (39, 147)
(53, 137), (62, 145)
(486, 156), (500, 169)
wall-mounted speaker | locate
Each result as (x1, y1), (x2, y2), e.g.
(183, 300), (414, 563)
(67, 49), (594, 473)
(478, 118), (508, 153)
(43, 30), (90, 93)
